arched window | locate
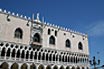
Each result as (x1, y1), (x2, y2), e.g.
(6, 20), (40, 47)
(1, 47), (6, 56)
(14, 28), (23, 39)
(78, 42), (83, 50)
(6, 48), (11, 57)
(48, 29), (51, 35)
(49, 36), (55, 45)
(33, 33), (41, 43)
(66, 39), (71, 48)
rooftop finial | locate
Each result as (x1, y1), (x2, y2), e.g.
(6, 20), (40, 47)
(37, 13), (39, 20)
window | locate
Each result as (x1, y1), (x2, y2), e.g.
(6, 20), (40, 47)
(55, 30), (57, 36)
(14, 28), (23, 39)
(66, 39), (71, 48)
(78, 42), (83, 50)
(33, 33), (41, 43)
(48, 29), (51, 35)
(49, 36), (55, 45)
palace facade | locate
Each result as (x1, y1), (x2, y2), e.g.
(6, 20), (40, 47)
(0, 9), (89, 69)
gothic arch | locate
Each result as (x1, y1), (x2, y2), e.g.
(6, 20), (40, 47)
(14, 28), (23, 39)
(26, 51), (29, 59)
(33, 33), (41, 43)
(66, 66), (70, 69)
(1, 47), (6, 56)
(1, 62), (9, 69)
(72, 66), (75, 69)
(21, 63), (28, 69)
(12, 49), (16, 57)
(21, 50), (25, 58)
(30, 51), (33, 59)
(49, 36), (55, 45)
(46, 65), (51, 69)
(16, 49), (20, 58)
(30, 63), (36, 69)
(78, 42), (83, 50)
(38, 64), (44, 69)
(6, 48), (11, 57)
(53, 65), (58, 69)
(60, 66), (64, 69)
(76, 66), (80, 69)
(66, 39), (71, 47)
(11, 63), (18, 69)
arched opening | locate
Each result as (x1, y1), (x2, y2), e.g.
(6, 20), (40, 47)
(48, 29), (51, 35)
(1, 62), (9, 69)
(66, 66), (70, 69)
(56, 55), (58, 61)
(42, 53), (45, 60)
(46, 65), (51, 69)
(16, 50), (20, 58)
(6, 48), (11, 57)
(38, 52), (41, 60)
(49, 36), (55, 45)
(72, 66), (75, 69)
(11, 63), (18, 69)
(1, 47), (6, 57)
(76, 67), (80, 69)
(12, 49), (16, 58)
(78, 42), (83, 50)
(21, 50), (25, 58)
(60, 66), (64, 69)
(62, 55), (64, 62)
(59, 55), (61, 62)
(46, 53), (48, 61)
(53, 54), (55, 61)
(14, 28), (23, 39)
(26, 51), (29, 59)
(65, 56), (67, 62)
(30, 51), (33, 59)
(53, 65), (58, 69)
(34, 52), (37, 59)
(38, 65), (44, 69)
(30, 63), (36, 69)
(66, 39), (71, 48)
(49, 54), (52, 61)
(21, 63), (27, 69)
(33, 33), (41, 43)
(82, 67), (84, 69)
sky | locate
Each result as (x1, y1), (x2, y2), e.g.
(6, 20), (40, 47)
(0, 0), (104, 67)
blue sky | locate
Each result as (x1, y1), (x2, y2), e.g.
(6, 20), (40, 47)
(0, 0), (104, 66)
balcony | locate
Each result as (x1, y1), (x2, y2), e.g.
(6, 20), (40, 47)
(30, 42), (42, 49)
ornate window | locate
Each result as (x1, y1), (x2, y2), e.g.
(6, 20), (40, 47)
(55, 30), (57, 36)
(49, 36), (55, 45)
(66, 39), (71, 48)
(14, 28), (23, 39)
(33, 33), (41, 43)
(78, 42), (83, 50)
(48, 29), (51, 35)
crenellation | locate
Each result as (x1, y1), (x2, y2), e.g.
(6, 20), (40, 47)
(4, 9), (7, 13)
(12, 12), (15, 16)
(0, 8), (2, 12)
(7, 11), (11, 14)
(16, 13), (19, 17)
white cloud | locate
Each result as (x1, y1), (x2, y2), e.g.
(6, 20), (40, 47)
(87, 21), (104, 37)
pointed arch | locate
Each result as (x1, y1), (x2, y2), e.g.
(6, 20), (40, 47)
(72, 66), (75, 69)
(26, 51), (29, 59)
(65, 39), (71, 48)
(30, 51), (33, 59)
(33, 33), (41, 43)
(21, 50), (25, 58)
(30, 63), (36, 69)
(14, 28), (23, 39)
(6, 48), (11, 57)
(46, 65), (51, 69)
(21, 63), (27, 69)
(78, 42), (83, 50)
(1, 47), (6, 56)
(12, 49), (16, 57)
(60, 66), (64, 69)
(53, 65), (58, 69)
(66, 66), (70, 69)
(38, 65), (44, 69)
(16, 50), (20, 58)
(1, 62), (9, 69)
(49, 36), (55, 45)
(11, 63), (18, 69)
